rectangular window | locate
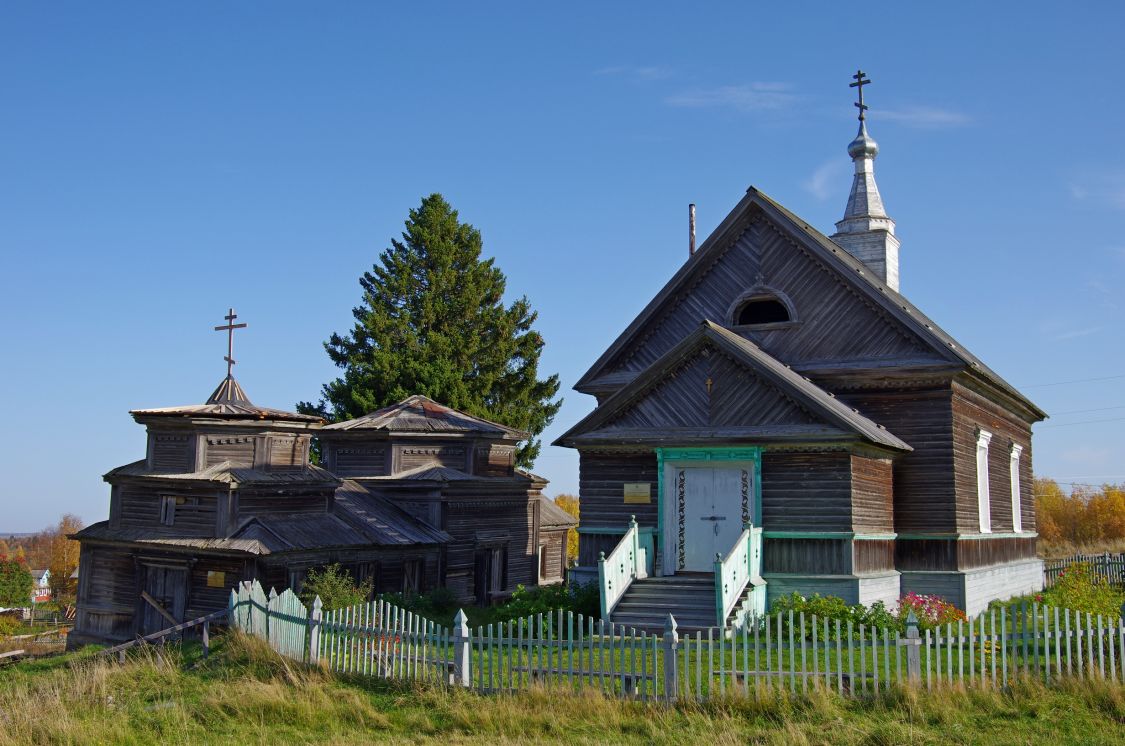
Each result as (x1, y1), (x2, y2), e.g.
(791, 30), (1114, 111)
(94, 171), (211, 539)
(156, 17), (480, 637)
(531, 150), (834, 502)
(976, 430), (992, 533)
(159, 496), (176, 526)
(1010, 443), (1023, 533)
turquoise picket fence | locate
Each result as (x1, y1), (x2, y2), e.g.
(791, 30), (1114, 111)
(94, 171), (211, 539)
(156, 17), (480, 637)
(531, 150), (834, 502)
(228, 580), (1125, 702)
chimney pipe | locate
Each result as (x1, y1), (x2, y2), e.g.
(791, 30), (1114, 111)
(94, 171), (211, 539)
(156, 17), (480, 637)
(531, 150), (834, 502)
(689, 204), (696, 256)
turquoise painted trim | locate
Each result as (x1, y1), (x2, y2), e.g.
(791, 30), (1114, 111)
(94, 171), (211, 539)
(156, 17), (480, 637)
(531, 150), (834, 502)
(762, 531), (898, 540)
(655, 446), (764, 573)
(896, 532), (1039, 541)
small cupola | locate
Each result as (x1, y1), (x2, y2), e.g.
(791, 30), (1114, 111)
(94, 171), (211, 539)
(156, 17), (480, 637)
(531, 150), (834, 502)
(829, 70), (901, 292)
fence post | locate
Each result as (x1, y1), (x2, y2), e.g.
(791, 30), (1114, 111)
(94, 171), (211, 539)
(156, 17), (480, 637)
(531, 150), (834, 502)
(905, 611), (921, 683)
(307, 596), (323, 665)
(453, 608), (471, 688)
(202, 619), (210, 659)
(663, 613), (679, 702)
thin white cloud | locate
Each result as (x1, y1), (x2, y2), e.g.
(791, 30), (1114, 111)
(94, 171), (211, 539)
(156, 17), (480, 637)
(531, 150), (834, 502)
(594, 65), (673, 81)
(803, 159), (848, 201)
(1069, 174), (1125, 210)
(876, 106), (971, 129)
(665, 83), (796, 112)
(1051, 326), (1103, 341)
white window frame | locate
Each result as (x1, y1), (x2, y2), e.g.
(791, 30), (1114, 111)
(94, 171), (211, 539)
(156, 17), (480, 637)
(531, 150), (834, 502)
(976, 429), (992, 533)
(1009, 443), (1023, 533)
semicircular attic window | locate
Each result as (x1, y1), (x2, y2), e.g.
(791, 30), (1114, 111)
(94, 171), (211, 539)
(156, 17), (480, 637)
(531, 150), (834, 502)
(735, 297), (791, 326)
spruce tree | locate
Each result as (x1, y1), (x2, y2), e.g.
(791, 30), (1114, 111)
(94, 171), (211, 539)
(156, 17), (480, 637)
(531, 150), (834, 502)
(299, 194), (561, 467)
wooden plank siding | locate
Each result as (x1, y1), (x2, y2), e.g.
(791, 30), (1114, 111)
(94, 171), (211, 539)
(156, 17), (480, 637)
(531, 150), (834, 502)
(761, 451), (852, 532)
(116, 486), (220, 536)
(591, 213), (943, 396)
(850, 455), (894, 532)
(577, 451), (659, 531)
(951, 381), (1035, 535)
(328, 445), (388, 477)
(896, 536), (1038, 571)
(441, 482), (541, 603)
(835, 387), (957, 532)
(205, 436), (255, 467)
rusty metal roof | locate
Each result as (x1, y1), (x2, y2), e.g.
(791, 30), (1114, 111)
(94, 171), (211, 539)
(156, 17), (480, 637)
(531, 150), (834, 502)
(104, 459), (340, 486)
(322, 395), (527, 438)
(130, 375), (323, 424)
(538, 497), (578, 529)
(333, 480), (452, 544)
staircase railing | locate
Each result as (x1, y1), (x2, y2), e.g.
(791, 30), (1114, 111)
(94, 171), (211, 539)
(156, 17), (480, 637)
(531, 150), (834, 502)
(714, 522), (761, 627)
(598, 515), (648, 619)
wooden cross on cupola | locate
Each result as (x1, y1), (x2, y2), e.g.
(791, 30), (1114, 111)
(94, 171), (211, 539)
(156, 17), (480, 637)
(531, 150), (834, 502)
(850, 69), (871, 121)
(214, 307), (248, 378)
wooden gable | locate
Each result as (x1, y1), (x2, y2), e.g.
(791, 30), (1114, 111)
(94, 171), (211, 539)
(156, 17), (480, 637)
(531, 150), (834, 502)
(557, 322), (911, 452)
(581, 199), (944, 396)
(575, 189), (1043, 422)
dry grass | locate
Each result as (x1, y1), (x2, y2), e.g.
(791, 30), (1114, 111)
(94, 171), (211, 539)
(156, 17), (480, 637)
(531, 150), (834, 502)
(1039, 538), (1125, 559)
(1, 632), (1124, 744)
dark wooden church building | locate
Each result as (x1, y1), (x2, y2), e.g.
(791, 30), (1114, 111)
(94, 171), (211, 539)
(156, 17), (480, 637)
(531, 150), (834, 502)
(71, 323), (574, 646)
(558, 78), (1045, 625)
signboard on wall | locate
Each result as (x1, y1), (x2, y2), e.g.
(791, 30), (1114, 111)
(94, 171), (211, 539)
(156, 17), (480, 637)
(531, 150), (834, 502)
(623, 482), (652, 504)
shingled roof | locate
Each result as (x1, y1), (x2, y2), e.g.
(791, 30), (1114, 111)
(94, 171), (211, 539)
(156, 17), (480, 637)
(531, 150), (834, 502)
(130, 375), (323, 424)
(322, 395), (528, 438)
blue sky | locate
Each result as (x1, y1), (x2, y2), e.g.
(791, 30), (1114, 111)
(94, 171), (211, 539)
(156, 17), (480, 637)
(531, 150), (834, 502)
(2, 2), (1124, 531)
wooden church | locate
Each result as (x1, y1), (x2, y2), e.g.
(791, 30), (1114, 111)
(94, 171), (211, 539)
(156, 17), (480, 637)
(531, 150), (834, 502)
(557, 74), (1045, 626)
(70, 314), (574, 646)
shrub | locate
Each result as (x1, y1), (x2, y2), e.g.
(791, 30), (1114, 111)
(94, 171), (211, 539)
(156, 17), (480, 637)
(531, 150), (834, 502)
(768, 593), (904, 638)
(897, 592), (966, 631)
(298, 564), (372, 611)
(767, 592), (966, 637)
(0, 557), (33, 608)
(491, 582), (600, 624)
(0, 615), (19, 637)
(1040, 562), (1125, 618)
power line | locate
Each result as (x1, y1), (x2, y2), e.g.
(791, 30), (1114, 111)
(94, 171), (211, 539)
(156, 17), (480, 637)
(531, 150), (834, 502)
(1022, 373), (1125, 388)
(1038, 416), (1125, 429)
(1048, 404), (1125, 416)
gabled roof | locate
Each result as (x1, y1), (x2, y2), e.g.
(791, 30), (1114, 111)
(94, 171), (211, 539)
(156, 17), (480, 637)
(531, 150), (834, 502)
(557, 321), (911, 451)
(104, 459), (340, 487)
(574, 187), (1045, 420)
(74, 521), (271, 555)
(363, 464), (481, 482)
(130, 375), (323, 424)
(322, 394), (528, 438)
(538, 497), (578, 529)
(332, 480), (452, 544)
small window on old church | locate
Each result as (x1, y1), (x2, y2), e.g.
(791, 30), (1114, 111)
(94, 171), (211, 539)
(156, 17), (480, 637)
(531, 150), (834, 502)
(159, 496), (176, 526)
(735, 297), (790, 326)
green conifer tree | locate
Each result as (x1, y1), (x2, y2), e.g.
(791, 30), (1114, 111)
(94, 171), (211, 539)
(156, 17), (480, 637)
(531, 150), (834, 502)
(300, 194), (561, 467)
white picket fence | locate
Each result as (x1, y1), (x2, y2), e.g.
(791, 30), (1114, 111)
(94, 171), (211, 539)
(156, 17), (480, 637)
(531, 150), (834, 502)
(229, 581), (1125, 701)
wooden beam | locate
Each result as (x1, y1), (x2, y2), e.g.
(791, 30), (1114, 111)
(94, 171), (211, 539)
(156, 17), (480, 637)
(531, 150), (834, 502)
(140, 591), (178, 627)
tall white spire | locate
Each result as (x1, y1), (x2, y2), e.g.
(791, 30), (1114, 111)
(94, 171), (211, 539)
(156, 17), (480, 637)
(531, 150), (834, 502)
(830, 71), (900, 291)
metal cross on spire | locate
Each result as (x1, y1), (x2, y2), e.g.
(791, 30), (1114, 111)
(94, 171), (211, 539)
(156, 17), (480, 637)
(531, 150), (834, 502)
(850, 69), (872, 121)
(214, 308), (248, 378)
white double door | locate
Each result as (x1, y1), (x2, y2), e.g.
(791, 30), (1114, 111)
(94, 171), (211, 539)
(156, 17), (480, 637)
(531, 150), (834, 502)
(678, 467), (747, 572)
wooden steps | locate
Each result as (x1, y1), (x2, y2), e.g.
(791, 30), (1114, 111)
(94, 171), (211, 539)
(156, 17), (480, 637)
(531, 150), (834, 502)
(609, 574), (759, 633)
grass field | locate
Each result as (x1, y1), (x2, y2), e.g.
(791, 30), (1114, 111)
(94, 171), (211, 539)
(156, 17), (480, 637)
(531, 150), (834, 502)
(2, 633), (1125, 745)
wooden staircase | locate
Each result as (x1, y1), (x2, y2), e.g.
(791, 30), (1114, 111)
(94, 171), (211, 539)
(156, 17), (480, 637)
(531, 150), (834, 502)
(609, 573), (760, 633)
